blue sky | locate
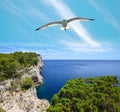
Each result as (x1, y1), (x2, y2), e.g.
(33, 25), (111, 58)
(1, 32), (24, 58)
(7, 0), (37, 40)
(0, 0), (120, 60)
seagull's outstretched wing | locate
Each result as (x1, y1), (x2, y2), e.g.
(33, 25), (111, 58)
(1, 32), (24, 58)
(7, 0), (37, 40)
(67, 17), (94, 23)
(35, 21), (62, 31)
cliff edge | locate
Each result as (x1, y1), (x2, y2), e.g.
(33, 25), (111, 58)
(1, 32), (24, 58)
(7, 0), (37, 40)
(0, 54), (49, 112)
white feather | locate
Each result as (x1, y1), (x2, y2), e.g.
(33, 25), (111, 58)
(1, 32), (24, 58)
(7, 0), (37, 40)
(60, 26), (69, 30)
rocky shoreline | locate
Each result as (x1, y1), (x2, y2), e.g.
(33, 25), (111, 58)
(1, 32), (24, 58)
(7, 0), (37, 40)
(0, 55), (50, 112)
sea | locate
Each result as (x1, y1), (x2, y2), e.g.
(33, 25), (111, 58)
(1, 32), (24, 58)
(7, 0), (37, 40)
(36, 60), (120, 101)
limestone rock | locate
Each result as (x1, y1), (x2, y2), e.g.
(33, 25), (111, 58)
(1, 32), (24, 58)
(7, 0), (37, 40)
(0, 55), (50, 112)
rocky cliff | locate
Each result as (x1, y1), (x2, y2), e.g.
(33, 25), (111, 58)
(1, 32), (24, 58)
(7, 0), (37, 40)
(0, 55), (49, 112)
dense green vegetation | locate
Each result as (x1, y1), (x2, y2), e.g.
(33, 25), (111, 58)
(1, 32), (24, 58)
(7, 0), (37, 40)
(21, 77), (34, 91)
(48, 76), (120, 112)
(0, 52), (39, 82)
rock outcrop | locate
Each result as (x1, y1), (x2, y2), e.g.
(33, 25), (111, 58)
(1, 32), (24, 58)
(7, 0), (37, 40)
(0, 55), (50, 112)
(21, 55), (44, 86)
(0, 88), (49, 112)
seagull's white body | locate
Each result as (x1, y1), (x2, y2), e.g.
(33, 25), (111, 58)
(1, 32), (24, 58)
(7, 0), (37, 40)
(35, 17), (94, 31)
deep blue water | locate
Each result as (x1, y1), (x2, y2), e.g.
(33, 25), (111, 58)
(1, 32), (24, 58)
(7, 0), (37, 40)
(36, 60), (120, 101)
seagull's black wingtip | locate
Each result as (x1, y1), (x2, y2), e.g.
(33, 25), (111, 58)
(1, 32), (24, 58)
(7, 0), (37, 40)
(35, 28), (39, 31)
(90, 18), (94, 20)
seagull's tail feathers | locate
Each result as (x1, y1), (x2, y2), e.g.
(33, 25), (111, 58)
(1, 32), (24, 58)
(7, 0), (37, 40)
(60, 26), (69, 30)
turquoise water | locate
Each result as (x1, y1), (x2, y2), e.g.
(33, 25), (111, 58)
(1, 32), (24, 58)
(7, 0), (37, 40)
(36, 60), (120, 101)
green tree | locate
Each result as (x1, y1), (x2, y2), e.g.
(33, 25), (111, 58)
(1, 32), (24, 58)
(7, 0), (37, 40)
(48, 76), (120, 112)
(0, 52), (39, 82)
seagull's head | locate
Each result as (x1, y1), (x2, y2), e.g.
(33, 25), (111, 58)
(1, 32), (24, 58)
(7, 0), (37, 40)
(63, 19), (67, 21)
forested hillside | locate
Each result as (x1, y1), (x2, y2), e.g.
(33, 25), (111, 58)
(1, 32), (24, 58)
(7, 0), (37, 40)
(48, 76), (120, 112)
(0, 52), (39, 82)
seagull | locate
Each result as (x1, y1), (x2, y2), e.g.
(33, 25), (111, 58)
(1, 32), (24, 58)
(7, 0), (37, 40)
(35, 17), (94, 31)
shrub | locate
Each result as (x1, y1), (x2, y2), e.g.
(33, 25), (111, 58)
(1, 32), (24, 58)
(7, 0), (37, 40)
(21, 77), (34, 91)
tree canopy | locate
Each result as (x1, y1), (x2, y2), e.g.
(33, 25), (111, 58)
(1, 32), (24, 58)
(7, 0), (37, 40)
(47, 76), (120, 112)
(0, 52), (39, 82)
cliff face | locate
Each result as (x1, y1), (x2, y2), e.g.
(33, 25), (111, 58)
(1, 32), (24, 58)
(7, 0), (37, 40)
(0, 55), (49, 112)
(21, 55), (44, 86)
(0, 88), (49, 112)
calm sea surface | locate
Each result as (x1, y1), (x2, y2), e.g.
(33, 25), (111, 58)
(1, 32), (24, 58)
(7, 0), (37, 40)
(36, 60), (120, 101)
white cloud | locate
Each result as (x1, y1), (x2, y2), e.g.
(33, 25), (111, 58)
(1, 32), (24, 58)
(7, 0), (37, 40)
(88, 0), (120, 31)
(41, 0), (106, 54)
(42, 0), (101, 48)
(0, 0), (51, 40)
(0, 0), (32, 26)
(61, 40), (111, 53)
(29, 7), (50, 22)
(0, 0), (49, 26)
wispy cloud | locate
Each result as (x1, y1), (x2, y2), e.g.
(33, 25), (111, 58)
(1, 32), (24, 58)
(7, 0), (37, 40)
(0, 44), (17, 53)
(42, 0), (101, 48)
(0, 0), (32, 26)
(28, 7), (50, 22)
(88, 0), (120, 31)
(0, 0), (48, 26)
(0, 40), (63, 51)
(0, 0), (50, 41)
(61, 40), (111, 53)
